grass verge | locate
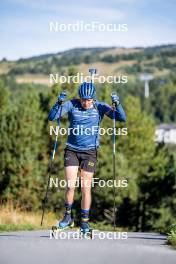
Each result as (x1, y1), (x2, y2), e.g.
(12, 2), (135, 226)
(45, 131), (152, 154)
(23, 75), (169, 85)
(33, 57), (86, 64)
(0, 202), (57, 232)
(167, 224), (176, 249)
(0, 202), (127, 233)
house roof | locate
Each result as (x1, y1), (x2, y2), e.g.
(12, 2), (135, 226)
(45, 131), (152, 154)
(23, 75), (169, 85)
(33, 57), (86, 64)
(156, 124), (176, 130)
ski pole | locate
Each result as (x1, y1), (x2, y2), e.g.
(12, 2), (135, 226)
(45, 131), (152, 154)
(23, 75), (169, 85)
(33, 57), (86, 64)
(89, 68), (97, 83)
(111, 92), (117, 231)
(41, 96), (65, 226)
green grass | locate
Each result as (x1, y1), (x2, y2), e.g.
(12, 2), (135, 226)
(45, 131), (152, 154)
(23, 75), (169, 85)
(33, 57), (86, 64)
(167, 224), (176, 249)
(0, 221), (127, 233)
(0, 203), (58, 232)
(0, 224), (37, 232)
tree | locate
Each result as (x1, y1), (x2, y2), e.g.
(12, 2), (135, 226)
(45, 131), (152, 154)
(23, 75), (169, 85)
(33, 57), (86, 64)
(1, 86), (45, 210)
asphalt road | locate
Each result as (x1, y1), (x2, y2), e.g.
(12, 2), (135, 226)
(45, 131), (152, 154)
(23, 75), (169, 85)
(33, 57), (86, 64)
(0, 230), (175, 264)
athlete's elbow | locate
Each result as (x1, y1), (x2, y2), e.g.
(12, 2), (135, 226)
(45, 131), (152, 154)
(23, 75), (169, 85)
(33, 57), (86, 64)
(48, 113), (54, 121)
(121, 114), (127, 122)
(122, 114), (126, 122)
(122, 117), (126, 122)
(117, 114), (126, 122)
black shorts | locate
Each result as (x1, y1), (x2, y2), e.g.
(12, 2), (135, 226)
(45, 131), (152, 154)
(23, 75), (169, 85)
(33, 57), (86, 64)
(64, 146), (98, 173)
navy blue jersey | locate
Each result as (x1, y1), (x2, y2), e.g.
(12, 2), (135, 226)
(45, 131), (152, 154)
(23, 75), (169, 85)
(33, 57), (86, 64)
(48, 99), (126, 150)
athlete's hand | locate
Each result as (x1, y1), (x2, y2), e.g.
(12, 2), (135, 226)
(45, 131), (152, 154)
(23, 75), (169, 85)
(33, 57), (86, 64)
(111, 93), (120, 107)
(58, 91), (67, 104)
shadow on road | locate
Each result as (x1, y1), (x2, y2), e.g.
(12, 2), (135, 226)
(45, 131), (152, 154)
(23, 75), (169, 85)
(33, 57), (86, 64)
(128, 236), (166, 241)
(0, 234), (21, 237)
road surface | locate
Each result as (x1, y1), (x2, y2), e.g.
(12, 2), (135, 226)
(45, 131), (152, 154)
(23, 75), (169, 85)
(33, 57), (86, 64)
(0, 230), (175, 264)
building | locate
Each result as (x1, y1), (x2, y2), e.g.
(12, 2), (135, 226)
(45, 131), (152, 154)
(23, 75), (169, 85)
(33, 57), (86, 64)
(155, 124), (176, 145)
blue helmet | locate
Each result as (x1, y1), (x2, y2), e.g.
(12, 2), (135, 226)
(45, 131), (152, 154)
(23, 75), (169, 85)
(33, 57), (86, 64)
(78, 82), (96, 99)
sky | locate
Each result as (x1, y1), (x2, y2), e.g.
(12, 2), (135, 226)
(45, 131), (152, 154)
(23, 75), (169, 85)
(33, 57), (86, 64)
(0, 0), (176, 60)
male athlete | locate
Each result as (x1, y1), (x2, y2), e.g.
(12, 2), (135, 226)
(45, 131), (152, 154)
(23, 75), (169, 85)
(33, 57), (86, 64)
(48, 82), (126, 233)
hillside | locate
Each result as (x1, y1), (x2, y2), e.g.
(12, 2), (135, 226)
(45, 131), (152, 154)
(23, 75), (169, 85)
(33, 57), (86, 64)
(0, 45), (176, 85)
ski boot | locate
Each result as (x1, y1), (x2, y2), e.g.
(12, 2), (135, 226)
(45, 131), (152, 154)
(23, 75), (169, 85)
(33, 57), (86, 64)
(79, 209), (93, 239)
(52, 212), (74, 233)
(52, 203), (74, 234)
(80, 221), (93, 239)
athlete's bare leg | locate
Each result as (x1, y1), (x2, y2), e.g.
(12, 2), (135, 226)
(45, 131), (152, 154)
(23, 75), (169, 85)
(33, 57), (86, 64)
(64, 166), (79, 204)
(80, 169), (94, 210)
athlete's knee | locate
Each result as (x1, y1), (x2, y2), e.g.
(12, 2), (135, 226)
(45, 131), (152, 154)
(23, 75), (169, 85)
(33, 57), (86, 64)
(81, 180), (92, 195)
(66, 182), (76, 193)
